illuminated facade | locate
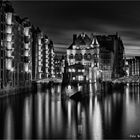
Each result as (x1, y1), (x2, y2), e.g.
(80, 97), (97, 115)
(0, 1), (15, 90)
(32, 29), (55, 80)
(0, 1), (32, 93)
(0, 1), (57, 94)
(48, 40), (55, 78)
(67, 33), (125, 83)
(21, 18), (32, 86)
(54, 55), (64, 79)
(125, 57), (140, 76)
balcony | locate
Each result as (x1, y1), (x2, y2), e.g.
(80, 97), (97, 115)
(6, 33), (13, 42)
(5, 51), (14, 58)
(24, 36), (30, 43)
(5, 25), (12, 34)
(5, 12), (13, 25)
(23, 27), (30, 36)
(5, 41), (14, 50)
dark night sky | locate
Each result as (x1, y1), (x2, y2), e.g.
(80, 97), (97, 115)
(11, 1), (140, 57)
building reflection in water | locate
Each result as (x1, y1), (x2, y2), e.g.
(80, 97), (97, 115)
(36, 92), (43, 138)
(89, 83), (94, 96)
(123, 84), (140, 138)
(45, 90), (50, 138)
(92, 96), (103, 140)
(1, 83), (140, 139)
(22, 95), (32, 139)
(45, 85), (64, 138)
(4, 105), (14, 139)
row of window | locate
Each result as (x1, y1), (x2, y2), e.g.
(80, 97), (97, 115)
(69, 53), (99, 60)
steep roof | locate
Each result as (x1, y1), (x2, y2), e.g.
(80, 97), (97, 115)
(76, 33), (91, 45)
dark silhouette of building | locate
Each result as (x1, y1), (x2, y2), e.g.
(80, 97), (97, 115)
(125, 56), (140, 76)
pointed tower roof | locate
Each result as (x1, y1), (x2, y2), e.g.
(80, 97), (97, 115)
(91, 36), (99, 47)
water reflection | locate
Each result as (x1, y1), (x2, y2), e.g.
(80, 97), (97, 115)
(22, 96), (32, 139)
(92, 96), (103, 140)
(36, 92), (43, 138)
(0, 83), (140, 139)
(4, 105), (14, 139)
(123, 84), (140, 138)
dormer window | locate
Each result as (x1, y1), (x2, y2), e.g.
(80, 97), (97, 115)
(81, 33), (85, 38)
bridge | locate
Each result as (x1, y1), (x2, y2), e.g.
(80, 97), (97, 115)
(35, 77), (62, 84)
(112, 75), (140, 84)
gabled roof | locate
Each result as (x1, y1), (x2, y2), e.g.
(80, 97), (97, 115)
(76, 33), (91, 45)
(68, 43), (74, 50)
(91, 36), (99, 46)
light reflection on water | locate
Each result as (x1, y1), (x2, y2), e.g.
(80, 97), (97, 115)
(4, 105), (14, 139)
(0, 83), (140, 139)
(22, 96), (32, 139)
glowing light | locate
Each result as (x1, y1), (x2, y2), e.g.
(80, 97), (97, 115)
(72, 69), (75, 72)
(6, 42), (13, 50)
(6, 59), (12, 70)
(69, 69), (72, 72)
(24, 27), (30, 36)
(45, 93), (49, 137)
(67, 50), (71, 55)
(25, 44), (29, 49)
(68, 85), (72, 90)
(92, 96), (103, 140)
(38, 39), (42, 45)
(82, 69), (85, 72)
(38, 62), (42, 66)
(78, 75), (84, 81)
(5, 13), (12, 25)
(72, 49), (76, 55)
(4, 106), (14, 139)
(24, 50), (29, 56)
(23, 97), (32, 139)
(73, 45), (76, 49)
(126, 84), (130, 105)
(38, 51), (41, 56)
(6, 51), (13, 58)
(24, 64), (29, 72)
(6, 34), (12, 42)
(38, 56), (42, 60)
(5, 26), (12, 34)
(68, 100), (71, 125)
(37, 93), (43, 138)
(89, 83), (93, 96)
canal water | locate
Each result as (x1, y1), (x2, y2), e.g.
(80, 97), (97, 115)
(0, 83), (140, 139)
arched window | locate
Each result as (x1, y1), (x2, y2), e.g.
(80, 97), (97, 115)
(78, 53), (83, 61)
(75, 54), (78, 60)
(69, 54), (73, 59)
(84, 53), (87, 60)
(87, 53), (91, 60)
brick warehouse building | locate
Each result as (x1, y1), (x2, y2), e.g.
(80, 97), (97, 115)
(0, 1), (55, 93)
(0, 2), (32, 92)
(67, 33), (125, 83)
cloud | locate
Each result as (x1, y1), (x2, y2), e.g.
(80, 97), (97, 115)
(12, 1), (140, 57)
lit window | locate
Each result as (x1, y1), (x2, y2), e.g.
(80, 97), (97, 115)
(78, 75), (84, 81)
(5, 25), (12, 34)
(5, 13), (12, 25)
(69, 69), (72, 72)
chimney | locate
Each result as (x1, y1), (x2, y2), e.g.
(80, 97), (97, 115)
(73, 34), (77, 43)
